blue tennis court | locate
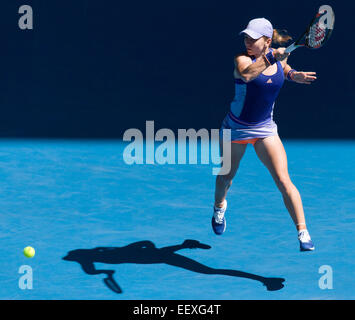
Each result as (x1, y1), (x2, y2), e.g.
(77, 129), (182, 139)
(1, 139), (354, 300)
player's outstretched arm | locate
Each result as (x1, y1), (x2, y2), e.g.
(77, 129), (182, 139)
(284, 63), (317, 85)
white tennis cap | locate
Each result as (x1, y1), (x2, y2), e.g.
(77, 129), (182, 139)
(240, 18), (273, 39)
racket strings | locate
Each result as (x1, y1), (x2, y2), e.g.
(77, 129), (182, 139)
(308, 22), (327, 48)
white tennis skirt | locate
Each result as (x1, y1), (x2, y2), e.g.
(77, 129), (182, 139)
(219, 112), (278, 142)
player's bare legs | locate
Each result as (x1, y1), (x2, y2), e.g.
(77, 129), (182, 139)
(253, 135), (314, 251)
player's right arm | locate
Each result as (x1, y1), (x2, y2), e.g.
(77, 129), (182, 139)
(234, 54), (269, 82)
(234, 48), (289, 82)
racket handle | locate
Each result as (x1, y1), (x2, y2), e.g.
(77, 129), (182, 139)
(285, 43), (297, 53)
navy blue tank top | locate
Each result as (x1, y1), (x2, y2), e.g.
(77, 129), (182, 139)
(230, 50), (285, 125)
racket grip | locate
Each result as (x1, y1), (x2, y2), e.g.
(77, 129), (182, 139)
(285, 43), (297, 53)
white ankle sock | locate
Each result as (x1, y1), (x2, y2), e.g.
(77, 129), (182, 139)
(214, 200), (226, 211)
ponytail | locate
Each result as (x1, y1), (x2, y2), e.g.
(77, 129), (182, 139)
(272, 29), (292, 45)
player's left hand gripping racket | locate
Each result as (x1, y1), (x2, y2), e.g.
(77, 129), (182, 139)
(286, 5), (335, 53)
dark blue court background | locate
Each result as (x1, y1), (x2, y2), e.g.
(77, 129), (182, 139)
(0, 0), (352, 139)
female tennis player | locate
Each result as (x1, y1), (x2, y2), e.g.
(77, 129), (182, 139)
(212, 18), (316, 251)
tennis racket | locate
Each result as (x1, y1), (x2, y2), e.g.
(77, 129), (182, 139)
(285, 5), (335, 53)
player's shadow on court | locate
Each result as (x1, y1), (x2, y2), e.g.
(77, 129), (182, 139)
(62, 240), (285, 293)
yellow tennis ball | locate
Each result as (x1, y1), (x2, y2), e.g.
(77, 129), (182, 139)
(23, 246), (35, 258)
